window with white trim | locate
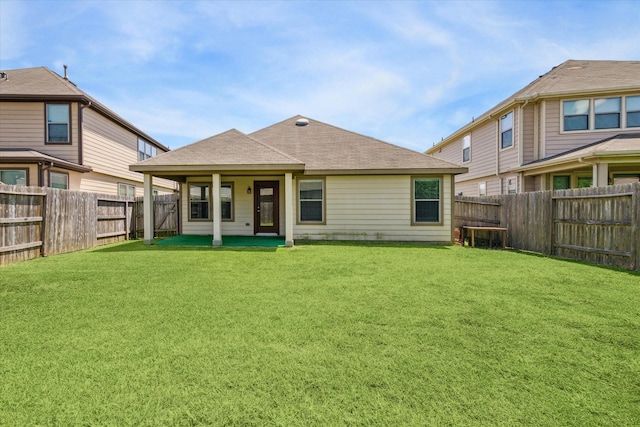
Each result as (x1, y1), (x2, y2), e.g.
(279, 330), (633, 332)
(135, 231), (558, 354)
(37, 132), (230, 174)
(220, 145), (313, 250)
(500, 112), (513, 149)
(507, 177), (517, 194)
(594, 97), (621, 129)
(118, 183), (136, 197)
(189, 184), (210, 220)
(413, 177), (441, 224)
(627, 96), (640, 127)
(46, 104), (70, 143)
(563, 100), (590, 131)
(478, 182), (487, 196)
(50, 171), (69, 189)
(553, 175), (571, 190)
(462, 134), (471, 163)
(138, 138), (158, 161)
(299, 179), (323, 222)
(0, 169), (27, 186)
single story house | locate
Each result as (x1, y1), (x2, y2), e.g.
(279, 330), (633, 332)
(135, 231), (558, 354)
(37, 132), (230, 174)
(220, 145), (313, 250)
(130, 116), (467, 246)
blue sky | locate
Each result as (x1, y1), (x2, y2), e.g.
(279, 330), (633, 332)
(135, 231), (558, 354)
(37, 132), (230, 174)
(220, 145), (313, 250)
(2, 0), (639, 152)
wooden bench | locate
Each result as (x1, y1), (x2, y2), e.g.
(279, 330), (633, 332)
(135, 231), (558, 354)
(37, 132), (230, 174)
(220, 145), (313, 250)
(462, 226), (508, 248)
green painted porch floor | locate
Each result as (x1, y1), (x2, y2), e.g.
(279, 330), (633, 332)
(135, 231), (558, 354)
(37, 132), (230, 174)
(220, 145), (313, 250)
(156, 235), (285, 247)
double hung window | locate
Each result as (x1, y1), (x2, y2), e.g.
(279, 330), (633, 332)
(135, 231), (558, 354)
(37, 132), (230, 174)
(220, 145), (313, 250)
(563, 100), (590, 131)
(299, 179), (324, 223)
(189, 184), (210, 220)
(221, 183), (233, 221)
(0, 169), (27, 186)
(627, 96), (640, 127)
(500, 112), (513, 149)
(594, 97), (621, 129)
(118, 183), (136, 197)
(462, 134), (471, 162)
(50, 171), (69, 189)
(413, 177), (441, 224)
(138, 138), (157, 161)
(46, 104), (70, 143)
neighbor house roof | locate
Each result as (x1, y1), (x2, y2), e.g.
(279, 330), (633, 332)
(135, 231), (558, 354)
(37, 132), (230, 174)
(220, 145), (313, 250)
(512, 133), (640, 175)
(0, 148), (93, 173)
(0, 66), (169, 152)
(130, 116), (467, 179)
(426, 60), (640, 154)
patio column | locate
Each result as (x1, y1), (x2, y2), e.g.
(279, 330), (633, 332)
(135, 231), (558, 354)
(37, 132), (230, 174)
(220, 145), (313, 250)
(212, 173), (222, 246)
(284, 172), (294, 247)
(593, 162), (609, 187)
(143, 173), (154, 245)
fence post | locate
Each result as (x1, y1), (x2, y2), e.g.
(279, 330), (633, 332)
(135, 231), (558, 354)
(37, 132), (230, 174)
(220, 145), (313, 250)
(633, 183), (640, 271)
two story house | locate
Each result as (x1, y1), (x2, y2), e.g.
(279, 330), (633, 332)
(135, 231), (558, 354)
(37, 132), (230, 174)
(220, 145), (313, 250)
(0, 66), (176, 196)
(426, 60), (640, 195)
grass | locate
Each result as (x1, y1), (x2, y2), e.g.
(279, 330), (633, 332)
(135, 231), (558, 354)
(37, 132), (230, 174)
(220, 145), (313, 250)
(1, 242), (639, 426)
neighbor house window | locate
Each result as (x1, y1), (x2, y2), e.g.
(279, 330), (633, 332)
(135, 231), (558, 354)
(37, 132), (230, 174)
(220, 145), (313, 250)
(118, 183), (136, 197)
(0, 169), (27, 186)
(613, 174), (640, 185)
(413, 177), (441, 224)
(462, 134), (471, 163)
(46, 104), (70, 143)
(563, 99), (590, 131)
(577, 176), (592, 188)
(627, 96), (640, 127)
(500, 112), (513, 149)
(299, 179), (324, 223)
(553, 175), (571, 190)
(594, 97), (621, 129)
(507, 177), (517, 194)
(221, 183), (233, 221)
(138, 138), (157, 161)
(49, 171), (68, 189)
(189, 184), (210, 220)
(478, 182), (487, 196)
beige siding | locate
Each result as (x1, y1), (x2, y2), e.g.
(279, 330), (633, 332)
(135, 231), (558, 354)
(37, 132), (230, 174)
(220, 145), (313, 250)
(0, 101), (79, 163)
(499, 109), (519, 172)
(522, 104), (535, 163)
(294, 175), (452, 242)
(430, 138), (462, 165)
(455, 176), (501, 197)
(82, 109), (175, 194)
(465, 121), (498, 180)
(544, 98), (640, 157)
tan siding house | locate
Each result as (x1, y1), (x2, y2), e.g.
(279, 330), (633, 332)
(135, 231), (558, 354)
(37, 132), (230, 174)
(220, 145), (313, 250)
(426, 60), (640, 194)
(0, 67), (176, 195)
(131, 116), (466, 246)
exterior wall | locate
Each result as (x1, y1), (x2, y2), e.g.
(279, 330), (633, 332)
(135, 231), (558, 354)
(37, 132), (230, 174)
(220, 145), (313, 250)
(0, 101), (79, 163)
(455, 176), (501, 197)
(522, 104), (535, 163)
(82, 109), (176, 195)
(294, 174), (453, 242)
(179, 174), (455, 243)
(498, 108), (519, 172)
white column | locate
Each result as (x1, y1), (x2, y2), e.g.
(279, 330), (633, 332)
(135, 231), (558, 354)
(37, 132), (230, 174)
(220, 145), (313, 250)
(284, 172), (294, 247)
(212, 173), (222, 246)
(143, 173), (154, 245)
(593, 162), (609, 187)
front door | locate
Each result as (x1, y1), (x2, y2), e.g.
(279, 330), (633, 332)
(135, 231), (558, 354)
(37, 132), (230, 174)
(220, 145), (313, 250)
(254, 181), (280, 234)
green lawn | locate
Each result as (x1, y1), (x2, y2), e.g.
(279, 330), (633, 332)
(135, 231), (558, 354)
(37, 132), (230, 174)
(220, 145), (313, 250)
(1, 242), (639, 426)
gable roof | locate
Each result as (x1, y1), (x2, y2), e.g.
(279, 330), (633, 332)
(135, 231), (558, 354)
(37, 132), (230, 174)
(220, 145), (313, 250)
(0, 66), (169, 152)
(130, 116), (466, 178)
(426, 60), (640, 154)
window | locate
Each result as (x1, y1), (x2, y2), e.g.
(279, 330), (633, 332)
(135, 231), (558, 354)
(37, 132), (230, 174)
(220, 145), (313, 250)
(563, 100), (590, 131)
(478, 182), (487, 196)
(138, 138), (157, 161)
(221, 183), (233, 221)
(500, 112), (513, 149)
(46, 104), (70, 143)
(627, 96), (640, 127)
(594, 97), (621, 129)
(553, 175), (571, 190)
(0, 169), (27, 185)
(507, 178), (517, 194)
(577, 177), (592, 188)
(413, 177), (441, 224)
(299, 179), (323, 222)
(189, 184), (210, 220)
(613, 174), (640, 185)
(462, 134), (471, 163)
(50, 171), (68, 189)
(118, 183), (136, 197)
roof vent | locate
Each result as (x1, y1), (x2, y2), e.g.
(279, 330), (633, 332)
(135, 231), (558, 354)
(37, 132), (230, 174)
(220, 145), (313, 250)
(295, 118), (310, 127)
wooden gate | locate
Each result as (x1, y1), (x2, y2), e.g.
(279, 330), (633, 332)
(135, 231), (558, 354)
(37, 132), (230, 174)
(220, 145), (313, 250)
(133, 194), (179, 238)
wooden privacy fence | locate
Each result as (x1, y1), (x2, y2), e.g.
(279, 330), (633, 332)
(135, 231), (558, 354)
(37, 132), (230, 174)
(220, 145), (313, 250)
(455, 182), (640, 270)
(1, 184), (179, 266)
(132, 194), (179, 238)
